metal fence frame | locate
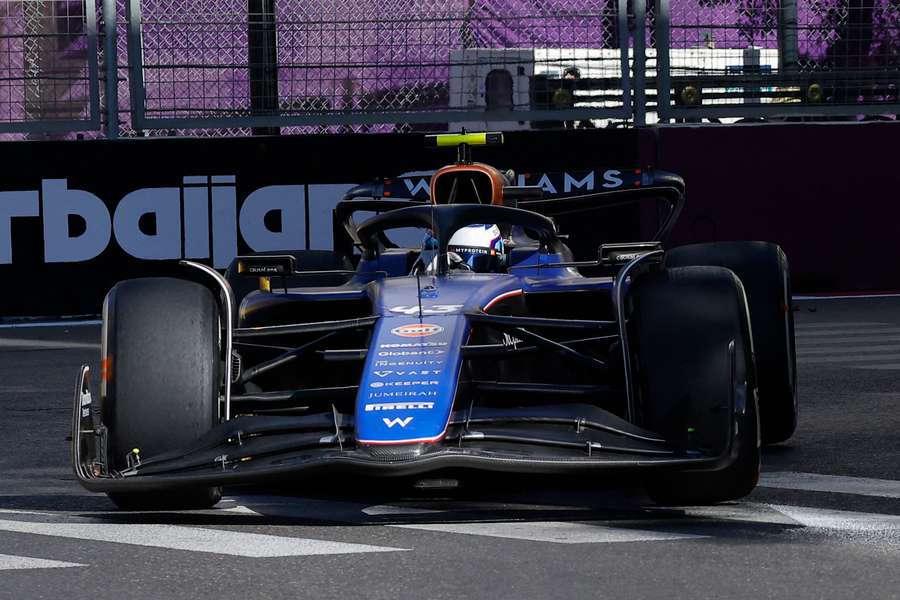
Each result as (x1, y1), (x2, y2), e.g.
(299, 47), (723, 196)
(0, 0), (102, 134)
(4, 0), (900, 137)
(124, 0), (633, 132)
(655, 0), (900, 121)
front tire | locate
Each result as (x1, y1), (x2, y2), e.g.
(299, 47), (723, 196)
(630, 266), (761, 505)
(101, 277), (222, 510)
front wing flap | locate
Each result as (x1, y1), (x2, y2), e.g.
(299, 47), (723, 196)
(73, 365), (736, 494)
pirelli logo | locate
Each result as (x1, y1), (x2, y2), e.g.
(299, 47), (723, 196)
(365, 402), (435, 411)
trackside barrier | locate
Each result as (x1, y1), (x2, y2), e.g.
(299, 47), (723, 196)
(3, 0), (898, 138)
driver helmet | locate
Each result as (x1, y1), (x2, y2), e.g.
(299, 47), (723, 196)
(446, 224), (506, 273)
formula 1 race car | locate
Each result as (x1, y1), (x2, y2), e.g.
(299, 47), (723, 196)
(72, 132), (797, 510)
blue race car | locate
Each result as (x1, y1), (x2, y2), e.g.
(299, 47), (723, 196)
(73, 133), (797, 509)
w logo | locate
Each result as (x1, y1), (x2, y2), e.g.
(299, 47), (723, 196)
(382, 417), (413, 428)
(403, 178), (430, 197)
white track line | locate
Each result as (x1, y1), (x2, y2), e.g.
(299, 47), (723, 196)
(794, 293), (900, 300)
(0, 339), (99, 350)
(683, 503), (900, 534)
(770, 505), (900, 532)
(796, 328), (900, 337)
(797, 344), (900, 356)
(798, 353), (900, 365)
(0, 320), (101, 330)
(0, 553), (85, 570)
(795, 322), (888, 329)
(394, 521), (706, 544)
(759, 472), (900, 499)
(0, 519), (406, 558)
(796, 335), (900, 346)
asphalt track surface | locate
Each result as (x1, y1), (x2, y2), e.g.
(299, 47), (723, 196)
(1, 298), (899, 600)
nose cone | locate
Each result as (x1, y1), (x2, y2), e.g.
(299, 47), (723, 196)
(355, 314), (468, 445)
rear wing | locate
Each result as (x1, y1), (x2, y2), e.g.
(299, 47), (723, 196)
(337, 169), (685, 253)
(511, 170), (685, 243)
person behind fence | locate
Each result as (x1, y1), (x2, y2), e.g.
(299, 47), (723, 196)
(560, 66), (595, 130)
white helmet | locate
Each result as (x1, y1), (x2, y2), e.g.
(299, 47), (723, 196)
(446, 224), (506, 273)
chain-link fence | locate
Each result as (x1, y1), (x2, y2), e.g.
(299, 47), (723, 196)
(0, 0), (897, 139)
(0, 0), (100, 135)
(125, 0), (630, 133)
(655, 0), (900, 119)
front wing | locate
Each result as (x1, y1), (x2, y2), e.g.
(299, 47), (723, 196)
(72, 366), (742, 493)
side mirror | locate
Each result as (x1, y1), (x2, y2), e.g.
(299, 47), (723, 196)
(234, 255), (296, 276)
(599, 242), (662, 267)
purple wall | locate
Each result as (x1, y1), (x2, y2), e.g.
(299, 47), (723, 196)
(657, 121), (900, 292)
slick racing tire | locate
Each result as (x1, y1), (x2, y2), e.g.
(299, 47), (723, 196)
(631, 266), (761, 505)
(225, 250), (354, 308)
(666, 241), (797, 444)
(101, 278), (222, 510)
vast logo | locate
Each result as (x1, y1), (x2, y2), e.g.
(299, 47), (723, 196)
(373, 369), (441, 377)
(390, 323), (444, 338)
(382, 416), (413, 428)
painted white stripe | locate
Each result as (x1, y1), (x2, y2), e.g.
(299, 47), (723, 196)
(798, 353), (900, 365)
(795, 322), (887, 329)
(796, 335), (900, 346)
(0, 553), (84, 570)
(682, 503), (900, 535)
(797, 344), (900, 355)
(362, 501), (586, 516)
(0, 320), (101, 329)
(363, 504), (442, 516)
(770, 505), (900, 532)
(759, 472), (900, 499)
(679, 503), (801, 526)
(796, 327), (900, 337)
(0, 339), (99, 350)
(394, 521), (705, 544)
(0, 519), (406, 558)
(794, 293), (900, 300)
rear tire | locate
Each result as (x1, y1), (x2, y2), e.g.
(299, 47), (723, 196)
(102, 277), (222, 510)
(630, 266), (760, 505)
(666, 241), (796, 445)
